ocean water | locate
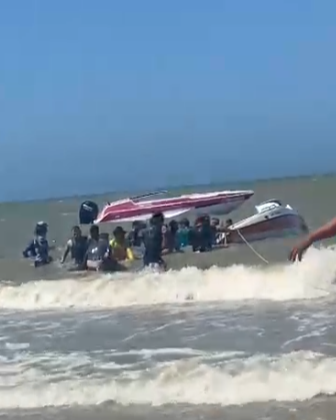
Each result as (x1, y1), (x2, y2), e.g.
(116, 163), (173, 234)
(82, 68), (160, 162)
(1, 175), (336, 419)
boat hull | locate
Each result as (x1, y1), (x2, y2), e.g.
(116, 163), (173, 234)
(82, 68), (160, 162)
(214, 199), (309, 245)
(227, 213), (308, 244)
(94, 190), (254, 223)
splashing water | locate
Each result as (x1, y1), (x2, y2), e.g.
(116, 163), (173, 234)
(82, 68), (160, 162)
(0, 247), (334, 311)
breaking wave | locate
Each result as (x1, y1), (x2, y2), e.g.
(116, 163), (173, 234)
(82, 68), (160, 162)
(1, 350), (336, 408)
(0, 247), (335, 311)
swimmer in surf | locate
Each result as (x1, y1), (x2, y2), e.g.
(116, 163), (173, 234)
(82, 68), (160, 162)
(289, 217), (336, 261)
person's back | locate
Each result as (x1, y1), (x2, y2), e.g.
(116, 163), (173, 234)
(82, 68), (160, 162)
(189, 224), (202, 252)
(86, 235), (111, 270)
(143, 225), (162, 260)
(177, 218), (190, 248)
(85, 226), (104, 270)
(190, 216), (212, 252)
(177, 226), (190, 248)
(69, 236), (88, 266)
(98, 236), (111, 259)
(169, 220), (180, 252)
(143, 213), (165, 269)
(86, 237), (99, 263)
(127, 222), (145, 248)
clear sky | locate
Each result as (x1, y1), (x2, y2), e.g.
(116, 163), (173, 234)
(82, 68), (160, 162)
(0, 1), (335, 201)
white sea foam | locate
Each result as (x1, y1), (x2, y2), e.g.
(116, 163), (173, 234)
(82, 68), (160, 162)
(0, 247), (335, 311)
(0, 350), (336, 408)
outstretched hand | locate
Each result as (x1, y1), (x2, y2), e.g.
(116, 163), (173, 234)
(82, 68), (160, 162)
(288, 237), (312, 262)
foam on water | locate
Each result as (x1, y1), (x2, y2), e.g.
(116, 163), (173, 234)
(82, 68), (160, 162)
(1, 350), (336, 409)
(0, 247), (335, 310)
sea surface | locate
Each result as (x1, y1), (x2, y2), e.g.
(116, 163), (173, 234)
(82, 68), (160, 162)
(1, 175), (336, 419)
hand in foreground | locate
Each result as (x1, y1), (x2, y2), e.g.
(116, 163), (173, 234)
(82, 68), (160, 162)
(288, 237), (312, 262)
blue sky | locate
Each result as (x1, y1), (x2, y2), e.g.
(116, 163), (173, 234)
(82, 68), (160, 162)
(0, 1), (335, 201)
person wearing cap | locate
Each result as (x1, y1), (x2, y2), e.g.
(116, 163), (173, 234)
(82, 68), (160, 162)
(110, 226), (135, 262)
(22, 221), (52, 267)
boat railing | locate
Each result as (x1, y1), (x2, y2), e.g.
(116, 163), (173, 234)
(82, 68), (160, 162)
(130, 190), (168, 203)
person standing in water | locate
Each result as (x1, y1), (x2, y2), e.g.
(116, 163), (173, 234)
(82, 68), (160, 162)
(23, 221), (52, 267)
(143, 212), (166, 270)
(289, 217), (336, 261)
(127, 221), (146, 248)
(110, 226), (135, 262)
(61, 226), (88, 269)
(189, 215), (213, 252)
(84, 226), (121, 271)
(84, 225), (109, 271)
(177, 218), (191, 248)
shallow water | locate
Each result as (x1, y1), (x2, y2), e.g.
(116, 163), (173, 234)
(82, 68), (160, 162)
(1, 175), (336, 419)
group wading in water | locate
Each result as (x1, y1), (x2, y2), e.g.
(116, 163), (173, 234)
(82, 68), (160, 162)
(22, 213), (236, 272)
(22, 195), (329, 271)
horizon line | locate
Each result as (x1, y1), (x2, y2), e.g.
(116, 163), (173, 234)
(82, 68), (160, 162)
(1, 170), (334, 206)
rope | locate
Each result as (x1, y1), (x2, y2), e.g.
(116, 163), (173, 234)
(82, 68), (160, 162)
(235, 230), (332, 295)
(236, 230), (269, 264)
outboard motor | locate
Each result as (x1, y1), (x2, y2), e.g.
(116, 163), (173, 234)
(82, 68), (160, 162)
(79, 201), (99, 225)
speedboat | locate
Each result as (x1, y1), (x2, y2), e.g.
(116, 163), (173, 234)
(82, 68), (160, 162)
(217, 199), (309, 245)
(79, 189), (254, 224)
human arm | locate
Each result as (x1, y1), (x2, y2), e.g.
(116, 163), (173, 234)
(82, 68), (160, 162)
(22, 240), (35, 258)
(289, 217), (336, 261)
(60, 240), (72, 264)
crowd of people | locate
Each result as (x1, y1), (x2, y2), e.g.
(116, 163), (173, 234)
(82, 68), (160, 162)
(22, 213), (234, 272)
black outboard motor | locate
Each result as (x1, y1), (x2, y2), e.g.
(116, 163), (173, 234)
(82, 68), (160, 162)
(79, 201), (99, 225)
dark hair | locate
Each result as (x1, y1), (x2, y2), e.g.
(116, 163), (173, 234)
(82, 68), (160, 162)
(151, 212), (164, 224)
(169, 219), (179, 234)
(152, 211), (164, 220)
(90, 225), (99, 235)
(180, 218), (190, 227)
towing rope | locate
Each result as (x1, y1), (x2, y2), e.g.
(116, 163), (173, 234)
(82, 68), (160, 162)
(236, 230), (269, 264)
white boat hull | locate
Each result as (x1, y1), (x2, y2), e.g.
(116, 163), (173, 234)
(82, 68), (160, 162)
(220, 199), (309, 245)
